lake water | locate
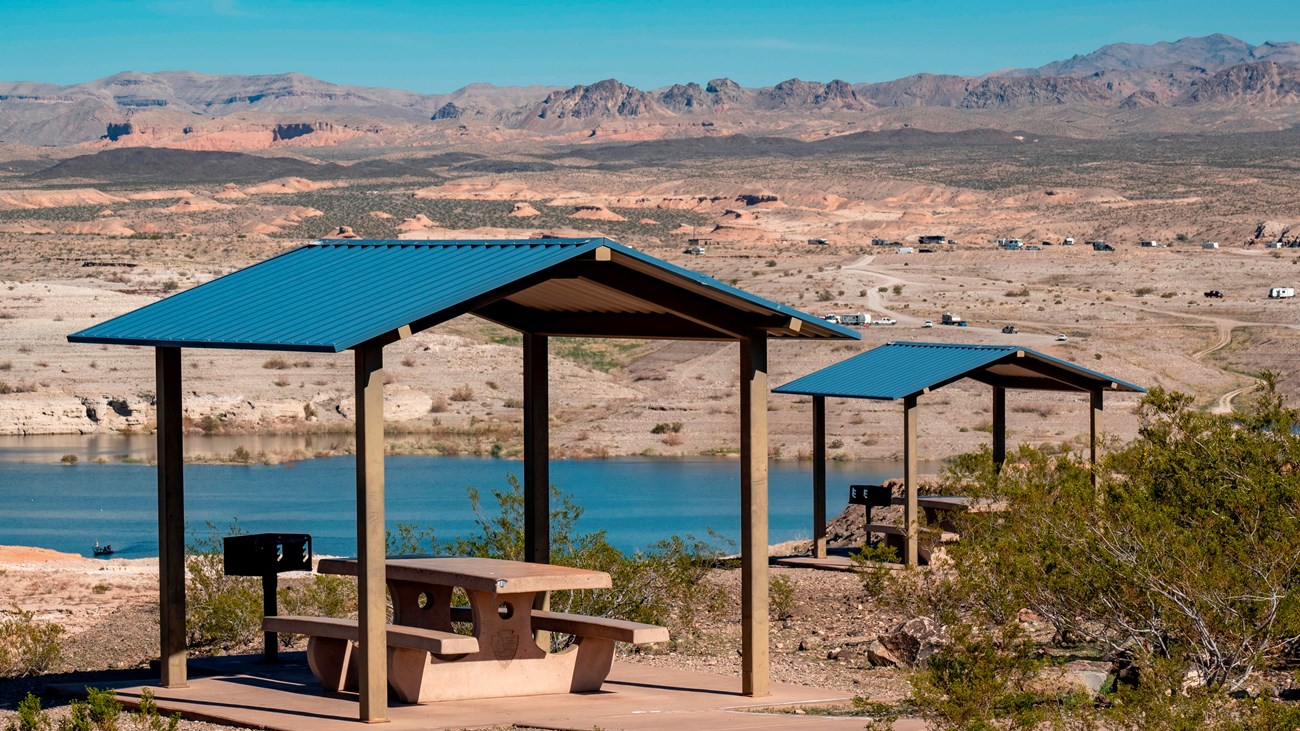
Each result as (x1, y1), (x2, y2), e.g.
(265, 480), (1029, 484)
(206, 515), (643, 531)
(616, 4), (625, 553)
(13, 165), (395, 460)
(0, 435), (941, 559)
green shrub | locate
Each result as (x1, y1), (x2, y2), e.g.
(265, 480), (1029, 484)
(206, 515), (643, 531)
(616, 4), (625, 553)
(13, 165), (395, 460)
(6, 693), (52, 731)
(769, 575), (795, 619)
(0, 608), (64, 677)
(932, 374), (1300, 692)
(650, 421), (683, 435)
(908, 624), (1078, 730)
(280, 575), (357, 630)
(133, 689), (180, 731)
(442, 475), (727, 645)
(184, 522), (263, 651)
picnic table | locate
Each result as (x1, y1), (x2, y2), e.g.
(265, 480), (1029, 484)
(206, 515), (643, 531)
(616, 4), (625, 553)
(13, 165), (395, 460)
(890, 495), (1005, 531)
(265, 556), (668, 703)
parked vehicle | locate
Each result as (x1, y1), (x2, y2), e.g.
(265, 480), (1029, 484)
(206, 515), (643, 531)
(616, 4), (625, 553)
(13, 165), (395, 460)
(1269, 287), (1296, 299)
(1062, 237), (1075, 246)
(922, 320), (934, 328)
(822, 314), (841, 325)
(941, 312), (967, 327)
(1204, 290), (1224, 298)
(1001, 325), (1018, 334)
(1056, 334), (1068, 342)
(1091, 241), (1114, 251)
(807, 238), (830, 246)
(896, 246), (915, 254)
(683, 246), (705, 255)
(1203, 241), (1220, 250)
(838, 313), (870, 326)
(875, 317), (897, 326)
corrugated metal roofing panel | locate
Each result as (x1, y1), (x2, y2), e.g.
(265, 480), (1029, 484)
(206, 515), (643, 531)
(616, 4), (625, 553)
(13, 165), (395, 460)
(68, 238), (859, 352)
(774, 342), (1143, 400)
(69, 240), (602, 352)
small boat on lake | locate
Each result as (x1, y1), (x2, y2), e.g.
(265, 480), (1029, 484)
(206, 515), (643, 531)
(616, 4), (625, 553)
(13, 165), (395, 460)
(93, 542), (114, 557)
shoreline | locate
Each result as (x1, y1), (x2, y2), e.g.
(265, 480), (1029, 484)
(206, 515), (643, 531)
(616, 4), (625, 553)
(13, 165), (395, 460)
(0, 430), (957, 466)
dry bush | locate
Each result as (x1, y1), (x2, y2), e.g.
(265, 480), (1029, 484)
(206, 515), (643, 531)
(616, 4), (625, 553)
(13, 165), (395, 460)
(449, 384), (474, 402)
(262, 357), (290, 370)
(429, 394), (450, 413)
(0, 608), (64, 677)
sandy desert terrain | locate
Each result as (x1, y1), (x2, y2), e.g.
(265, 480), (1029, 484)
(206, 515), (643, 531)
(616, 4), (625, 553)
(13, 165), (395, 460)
(2, 132), (1298, 468)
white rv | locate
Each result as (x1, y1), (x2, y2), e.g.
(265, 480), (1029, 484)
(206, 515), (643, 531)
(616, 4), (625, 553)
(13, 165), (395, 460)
(1203, 242), (1219, 250)
(1269, 287), (1295, 299)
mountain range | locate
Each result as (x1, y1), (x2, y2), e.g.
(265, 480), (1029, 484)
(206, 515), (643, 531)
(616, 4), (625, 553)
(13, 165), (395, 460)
(3, 34), (1300, 148)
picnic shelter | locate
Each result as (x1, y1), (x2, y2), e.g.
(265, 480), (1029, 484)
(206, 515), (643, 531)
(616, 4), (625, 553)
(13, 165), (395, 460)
(67, 237), (858, 722)
(774, 341), (1145, 565)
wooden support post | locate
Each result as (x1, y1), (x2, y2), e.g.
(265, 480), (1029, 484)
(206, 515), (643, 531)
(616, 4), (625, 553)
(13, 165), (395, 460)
(1090, 388), (1103, 492)
(812, 396), (827, 559)
(354, 343), (388, 723)
(523, 333), (550, 564)
(739, 333), (770, 697)
(155, 347), (187, 688)
(523, 332), (552, 650)
(992, 385), (1007, 472)
(262, 575), (279, 663)
(902, 394), (920, 567)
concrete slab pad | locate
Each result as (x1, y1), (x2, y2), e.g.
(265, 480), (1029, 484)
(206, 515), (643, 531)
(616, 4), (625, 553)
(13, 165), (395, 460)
(53, 652), (920, 730)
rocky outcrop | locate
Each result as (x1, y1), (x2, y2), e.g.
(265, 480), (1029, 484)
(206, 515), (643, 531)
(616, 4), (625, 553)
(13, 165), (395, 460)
(857, 74), (973, 107)
(530, 79), (667, 121)
(1119, 90), (1161, 108)
(760, 78), (868, 111)
(659, 83), (712, 112)
(102, 122), (134, 142)
(432, 102), (462, 120)
(1173, 62), (1300, 107)
(271, 122), (325, 141)
(869, 617), (950, 668)
(960, 76), (1115, 109)
(707, 77), (749, 105)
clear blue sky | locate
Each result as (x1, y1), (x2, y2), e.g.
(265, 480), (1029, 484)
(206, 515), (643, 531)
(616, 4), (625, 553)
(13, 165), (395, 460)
(2, 0), (1296, 92)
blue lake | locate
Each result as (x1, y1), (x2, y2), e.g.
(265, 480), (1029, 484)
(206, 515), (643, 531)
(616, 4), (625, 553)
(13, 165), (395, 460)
(0, 442), (941, 559)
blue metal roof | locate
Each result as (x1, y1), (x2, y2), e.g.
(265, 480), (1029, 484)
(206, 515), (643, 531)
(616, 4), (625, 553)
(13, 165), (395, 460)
(774, 341), (1144, 400)
(68, 238), (858, 352)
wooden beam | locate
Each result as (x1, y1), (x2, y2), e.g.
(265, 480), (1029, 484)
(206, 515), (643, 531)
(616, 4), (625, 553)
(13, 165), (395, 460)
(1090, 388), (1103, 492)
(570, 267), (785, 337)
(902, 394), (919, 567)
(523, 333), (550, 564)
(475, 302), (735, 340)
(397, 253), (607, 337)
(739, 333), (770, 697)
(354, 342), (387, 723)
(970, 374), (1089, 392)
(992, 385), (1006, 472)
(812, 396), (827, 559)
(155, 347), (187, 688)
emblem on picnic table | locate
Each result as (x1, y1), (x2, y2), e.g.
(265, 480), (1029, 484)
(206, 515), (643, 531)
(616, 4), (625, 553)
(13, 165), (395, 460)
(492, 629), (519, 662)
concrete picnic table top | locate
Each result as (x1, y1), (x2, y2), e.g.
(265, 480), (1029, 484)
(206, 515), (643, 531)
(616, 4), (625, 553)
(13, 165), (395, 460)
(316, 555), (614, 595)
(889, 495), (1006, 512)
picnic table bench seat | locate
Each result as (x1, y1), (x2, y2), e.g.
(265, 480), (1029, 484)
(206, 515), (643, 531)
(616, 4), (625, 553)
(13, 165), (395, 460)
(264, 615), (480, 694)
(265, 615), (480, 655)
(445, 605), (665, 644)
(531, 610), (670, 645)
